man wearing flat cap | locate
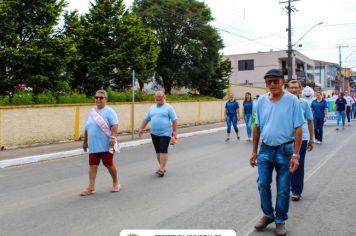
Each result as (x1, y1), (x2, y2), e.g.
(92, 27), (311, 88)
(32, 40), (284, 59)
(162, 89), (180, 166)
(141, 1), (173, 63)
(249, 69), (305, 236)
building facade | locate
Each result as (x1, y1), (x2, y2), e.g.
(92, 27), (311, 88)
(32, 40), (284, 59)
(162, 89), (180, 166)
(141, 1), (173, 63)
(313, 60), (340, 91)
(225, 50), (316, 88)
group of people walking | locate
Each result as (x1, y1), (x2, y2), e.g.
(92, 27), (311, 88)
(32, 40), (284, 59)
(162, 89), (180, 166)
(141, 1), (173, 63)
(80, 90), (177, 196)
(245, 69), (352, 236)
(79, 69), (352, 236)
(224, 92), (254, 142)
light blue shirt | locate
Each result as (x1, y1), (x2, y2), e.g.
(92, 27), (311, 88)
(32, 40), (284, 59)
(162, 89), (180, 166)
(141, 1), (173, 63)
(85, 106), (119, 153)
(145, 103), (177, 137)
(299, 98), (313, 141)
(256, 92), (305, 146)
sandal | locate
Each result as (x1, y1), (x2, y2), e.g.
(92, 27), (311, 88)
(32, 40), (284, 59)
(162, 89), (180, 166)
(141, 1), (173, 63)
(80, 188), (96, 196)
(155, 169), (165, 177)
(112, 184), (121, 192)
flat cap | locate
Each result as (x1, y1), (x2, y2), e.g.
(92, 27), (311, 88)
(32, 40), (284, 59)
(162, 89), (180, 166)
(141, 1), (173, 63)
(264, 69), (284, 79)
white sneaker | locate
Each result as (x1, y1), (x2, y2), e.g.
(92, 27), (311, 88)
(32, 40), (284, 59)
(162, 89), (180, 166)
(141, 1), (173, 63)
(316, 140), (321, 144)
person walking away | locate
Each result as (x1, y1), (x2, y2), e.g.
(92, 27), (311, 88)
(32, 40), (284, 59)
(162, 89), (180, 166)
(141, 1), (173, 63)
(80, 90), (121, 196)
(287, 80), (314, 201)
(224, 93), (241, 142)
(138, 91), (177, 177)
(311, 91), (328, 144)
(335, 92), (347, 130)
(250, 69), (304, 236)
(242, 92), (253, 141)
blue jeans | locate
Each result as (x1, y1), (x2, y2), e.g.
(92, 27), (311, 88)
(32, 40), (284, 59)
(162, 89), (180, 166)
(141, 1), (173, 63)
(336, 111), (346, 127)
(291, 140), (308, 195)
(353, 103), (356, 119)
(244, 114), (252, 138)
(226, 115), (238, 134)
(313, 118), (324, 142)
(257, 142), (294, 224)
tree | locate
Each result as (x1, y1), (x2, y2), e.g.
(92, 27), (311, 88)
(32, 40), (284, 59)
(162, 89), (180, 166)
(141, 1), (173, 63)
(132, 0), (231, 95)
(0, 0), (70, 95)
(63, 0), (159, 94)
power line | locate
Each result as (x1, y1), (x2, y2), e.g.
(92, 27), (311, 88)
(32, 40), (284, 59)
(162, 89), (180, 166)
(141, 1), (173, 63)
(156, 4), (283, 50)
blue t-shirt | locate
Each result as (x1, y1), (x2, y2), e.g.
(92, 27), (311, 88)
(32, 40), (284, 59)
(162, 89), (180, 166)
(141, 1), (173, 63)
(335, 98), (347, 112)
(145, 103), (177, 137)
(243, 100), (253, 115)
(311, 99), (328, 119)
(85, 106), (119, 154)
(299, 98), (313, 141)
(255, 92), (305, 146)
(225, 100), (239, 116)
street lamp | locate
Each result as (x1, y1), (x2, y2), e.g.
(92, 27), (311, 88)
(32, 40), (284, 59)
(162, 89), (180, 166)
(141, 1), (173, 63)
(343, 50), (356, 67)
(293, 22), (323, 47)
(287, 21), (323, 81)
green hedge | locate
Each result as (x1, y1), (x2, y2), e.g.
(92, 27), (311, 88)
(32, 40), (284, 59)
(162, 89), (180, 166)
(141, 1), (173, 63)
(11, 92), (34, 105)
(35, 91), (57, 104)
(0, 90), (217, 106)
(58, 93), (92, 104)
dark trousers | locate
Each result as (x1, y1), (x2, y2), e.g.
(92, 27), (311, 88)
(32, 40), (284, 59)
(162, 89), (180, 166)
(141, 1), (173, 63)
(313, 118), (324, 142)
(291, 140), (308, 195)
(346, 106), (351, 123)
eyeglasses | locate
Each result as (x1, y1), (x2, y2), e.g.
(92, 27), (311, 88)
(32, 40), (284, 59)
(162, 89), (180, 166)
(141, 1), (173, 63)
(265, 79), (280, 86)
(95, 96), (105, 100)
(288, 86), (300, 90)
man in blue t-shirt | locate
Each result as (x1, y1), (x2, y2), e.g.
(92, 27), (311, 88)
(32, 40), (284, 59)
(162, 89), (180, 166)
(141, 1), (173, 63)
(311, 91), (328, 144)
(250, 69), (304, 236)
(287, 80), (314, 202)
(138, 91), (177, 177)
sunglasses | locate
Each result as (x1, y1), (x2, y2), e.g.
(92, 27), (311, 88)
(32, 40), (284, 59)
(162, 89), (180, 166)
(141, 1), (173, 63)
(265, 79), (280, 86)
(95, 96), (105, 100)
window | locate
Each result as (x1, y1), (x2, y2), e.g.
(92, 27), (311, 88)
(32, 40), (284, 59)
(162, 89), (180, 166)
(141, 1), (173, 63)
(238, 59), (254, 71)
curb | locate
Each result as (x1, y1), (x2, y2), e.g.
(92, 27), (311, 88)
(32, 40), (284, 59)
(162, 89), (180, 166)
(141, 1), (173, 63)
(0, 125), (245, 169)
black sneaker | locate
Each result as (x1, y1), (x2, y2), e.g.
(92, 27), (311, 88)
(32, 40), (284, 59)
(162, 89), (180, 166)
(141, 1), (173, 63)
(155, 169), (164, 177)
(225, 138), (230, 142)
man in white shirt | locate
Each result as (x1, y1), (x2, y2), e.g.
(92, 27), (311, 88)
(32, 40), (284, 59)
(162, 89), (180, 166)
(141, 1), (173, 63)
(344, 91), (353, 125)
(331, 91), (339, 101)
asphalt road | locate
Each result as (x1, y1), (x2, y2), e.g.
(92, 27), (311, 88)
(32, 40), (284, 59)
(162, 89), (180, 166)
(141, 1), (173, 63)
(1, 123), (356, 236)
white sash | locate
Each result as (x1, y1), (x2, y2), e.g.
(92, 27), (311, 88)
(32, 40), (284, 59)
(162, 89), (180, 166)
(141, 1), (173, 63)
(89, 108), (119, 153)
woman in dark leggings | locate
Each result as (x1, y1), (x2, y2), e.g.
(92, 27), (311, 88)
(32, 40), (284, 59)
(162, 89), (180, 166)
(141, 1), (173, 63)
(138, 91), (177, 177)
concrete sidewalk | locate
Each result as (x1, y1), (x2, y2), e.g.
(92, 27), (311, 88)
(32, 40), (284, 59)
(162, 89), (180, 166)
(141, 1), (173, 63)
(0, 122), (239, 168)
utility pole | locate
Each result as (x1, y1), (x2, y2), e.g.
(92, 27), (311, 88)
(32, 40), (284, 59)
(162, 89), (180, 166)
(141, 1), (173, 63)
(338, 45), (349, 92)
(280, 0), (300, 81)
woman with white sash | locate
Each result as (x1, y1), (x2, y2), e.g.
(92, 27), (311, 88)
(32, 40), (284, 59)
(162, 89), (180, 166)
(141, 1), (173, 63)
(80, 90), (121, 196)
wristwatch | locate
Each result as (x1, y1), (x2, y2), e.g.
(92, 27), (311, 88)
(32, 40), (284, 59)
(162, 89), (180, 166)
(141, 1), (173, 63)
(292, 153), (300, 159)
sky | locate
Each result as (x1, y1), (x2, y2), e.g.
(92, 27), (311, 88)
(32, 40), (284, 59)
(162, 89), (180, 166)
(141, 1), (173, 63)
(66, 0), (356, 69)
